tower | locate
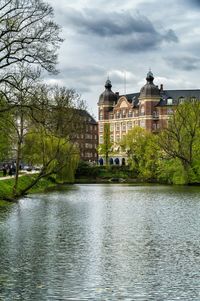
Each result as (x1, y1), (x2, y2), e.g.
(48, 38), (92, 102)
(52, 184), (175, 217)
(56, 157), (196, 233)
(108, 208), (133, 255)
(138, 70), (160, 131)
(98, 79), (118, 121)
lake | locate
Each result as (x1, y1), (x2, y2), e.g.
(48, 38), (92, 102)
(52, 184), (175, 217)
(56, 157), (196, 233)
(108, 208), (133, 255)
(0, 184), (200, 300)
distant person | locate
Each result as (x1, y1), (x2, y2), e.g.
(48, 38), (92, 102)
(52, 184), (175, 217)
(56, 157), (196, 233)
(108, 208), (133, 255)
(99, 158), (104, 166)
(2, 164), (7, 176)
(8, 165), (12, 176)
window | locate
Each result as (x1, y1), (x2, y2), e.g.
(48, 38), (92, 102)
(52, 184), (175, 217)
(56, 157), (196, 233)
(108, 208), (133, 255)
(99, 135), (103, 144)
(116, 123), (120, 131)
(178, 96), (185, 104)
(153, 111), (158, 117)
(109, 113), (114, 119)
(110, 123), (114, 132)
(100, 111), (103, 120)
(140, 106), (145, 115)
(122, 122), (126, 131)
(122, 109), (126, 118)
(140, 120), (145, 128)
(128, 110), (132, 117)
(127, 122), (132, 130)
(167, 108), (173, 115)
(116, 111), (120, 118)
(110, 135), (114, 142)
(167, 97), (173, 105)
(99, 124), (104, 132)
(191, 96), (196, 102)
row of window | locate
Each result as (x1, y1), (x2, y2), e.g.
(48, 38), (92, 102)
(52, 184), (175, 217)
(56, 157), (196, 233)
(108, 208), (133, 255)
(85, 125), (98, 132)
(99, 122), (159, 143)
(81, 152), (98, 158)
(77, 134), (98, 140)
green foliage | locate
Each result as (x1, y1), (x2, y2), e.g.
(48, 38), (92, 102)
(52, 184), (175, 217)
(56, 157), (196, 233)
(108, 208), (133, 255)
(98, 123), (112, 165)
(75, 161), (100, 178)
(22, 129), (80, 183)
(156, 158), (186, 184)
(0, 175), (56, 201)
(159, 101), (200, 184)
(121, 126), (160, 180)
(75, 162), (133, 181)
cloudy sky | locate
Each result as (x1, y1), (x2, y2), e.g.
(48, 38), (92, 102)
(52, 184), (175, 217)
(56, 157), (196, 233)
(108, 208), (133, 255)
(45, 0), (200, 117)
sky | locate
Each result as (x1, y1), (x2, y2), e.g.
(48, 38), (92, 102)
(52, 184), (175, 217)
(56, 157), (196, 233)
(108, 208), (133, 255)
(45, 0), (200, 118)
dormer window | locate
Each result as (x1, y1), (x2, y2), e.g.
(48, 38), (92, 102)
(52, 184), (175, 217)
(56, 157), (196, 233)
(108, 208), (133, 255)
(167, 97), (173, 105)
(191, 96), (196, 102)
(178, 96), (185, 104)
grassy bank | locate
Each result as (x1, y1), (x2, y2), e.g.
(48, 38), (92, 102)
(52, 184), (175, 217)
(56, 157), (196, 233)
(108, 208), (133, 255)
(0, 175), (56, 203)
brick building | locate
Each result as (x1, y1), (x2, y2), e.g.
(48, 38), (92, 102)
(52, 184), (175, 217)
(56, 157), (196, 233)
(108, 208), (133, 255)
(98, 71), (200, 164)
(76, 110), (98, 162)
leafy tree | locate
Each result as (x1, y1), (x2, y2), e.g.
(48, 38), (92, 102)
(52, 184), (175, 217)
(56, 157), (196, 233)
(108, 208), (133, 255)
(13, 85), (86, 197)
(0, 65), (42, 194)
(121, 126), (160, 180)
(21, 128), (79, 195)
(159, 101), (200, 184)
(98, 123), (112, 165)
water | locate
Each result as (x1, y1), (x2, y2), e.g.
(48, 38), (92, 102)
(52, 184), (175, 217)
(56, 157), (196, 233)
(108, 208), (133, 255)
(0, 184), (200, 300)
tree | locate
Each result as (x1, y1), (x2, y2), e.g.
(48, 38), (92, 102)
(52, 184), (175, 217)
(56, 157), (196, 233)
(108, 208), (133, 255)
(12, 85), (86, 197)
(20, 128), (80, 196)
(0, 0), (62, 76)
(98, 123), (112, 165)
(0, 99), (13, 161)
(0, 0), (63, 114)
(0, 64), (43, 194)
(121, 126), (160, 180)
(159, 101), (200, 184)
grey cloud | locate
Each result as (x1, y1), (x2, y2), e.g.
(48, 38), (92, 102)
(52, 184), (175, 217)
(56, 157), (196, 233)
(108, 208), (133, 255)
(165, 56), (200, 71)
(163, 29), (179, 43)
(63, 8), (178, 52)
(183, 0), (200, 7)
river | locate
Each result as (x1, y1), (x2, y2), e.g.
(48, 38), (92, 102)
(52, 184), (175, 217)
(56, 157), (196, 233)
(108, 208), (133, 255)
(0, 184), (200, 300)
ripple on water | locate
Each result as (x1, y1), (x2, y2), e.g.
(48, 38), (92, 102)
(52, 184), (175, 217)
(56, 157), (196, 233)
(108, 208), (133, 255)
(0, 184), (200, 300)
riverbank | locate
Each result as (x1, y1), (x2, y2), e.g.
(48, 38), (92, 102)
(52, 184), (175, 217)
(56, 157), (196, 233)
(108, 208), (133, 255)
(0, 175), (57, 205)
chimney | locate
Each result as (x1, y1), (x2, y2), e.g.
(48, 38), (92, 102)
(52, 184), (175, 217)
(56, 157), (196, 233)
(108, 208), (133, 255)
(160, 84), (163, 91)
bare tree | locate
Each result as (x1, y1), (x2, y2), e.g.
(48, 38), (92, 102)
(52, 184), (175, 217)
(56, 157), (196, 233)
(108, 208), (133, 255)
(0, 0), (63, 79)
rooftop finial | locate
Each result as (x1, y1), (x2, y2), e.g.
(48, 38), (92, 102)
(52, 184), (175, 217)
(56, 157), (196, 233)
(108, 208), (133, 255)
(105, 77), (112, 89)
(146, 69), (154, 83)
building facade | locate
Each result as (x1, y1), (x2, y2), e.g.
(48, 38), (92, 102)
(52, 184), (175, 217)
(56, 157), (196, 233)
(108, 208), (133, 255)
(76, 110), (98, 163)
(98, 71), (200, 164)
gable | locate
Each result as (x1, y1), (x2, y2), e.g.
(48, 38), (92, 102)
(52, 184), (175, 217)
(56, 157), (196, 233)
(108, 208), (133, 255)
(120, 100), (129, 108)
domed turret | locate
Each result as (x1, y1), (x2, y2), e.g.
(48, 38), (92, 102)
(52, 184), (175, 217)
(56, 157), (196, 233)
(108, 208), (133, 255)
(139, 70), (160, 99)
(98, 79), (118, 106)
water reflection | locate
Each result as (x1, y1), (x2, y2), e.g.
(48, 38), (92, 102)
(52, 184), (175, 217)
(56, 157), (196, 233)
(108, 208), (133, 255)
(0, 184), (200, 300)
